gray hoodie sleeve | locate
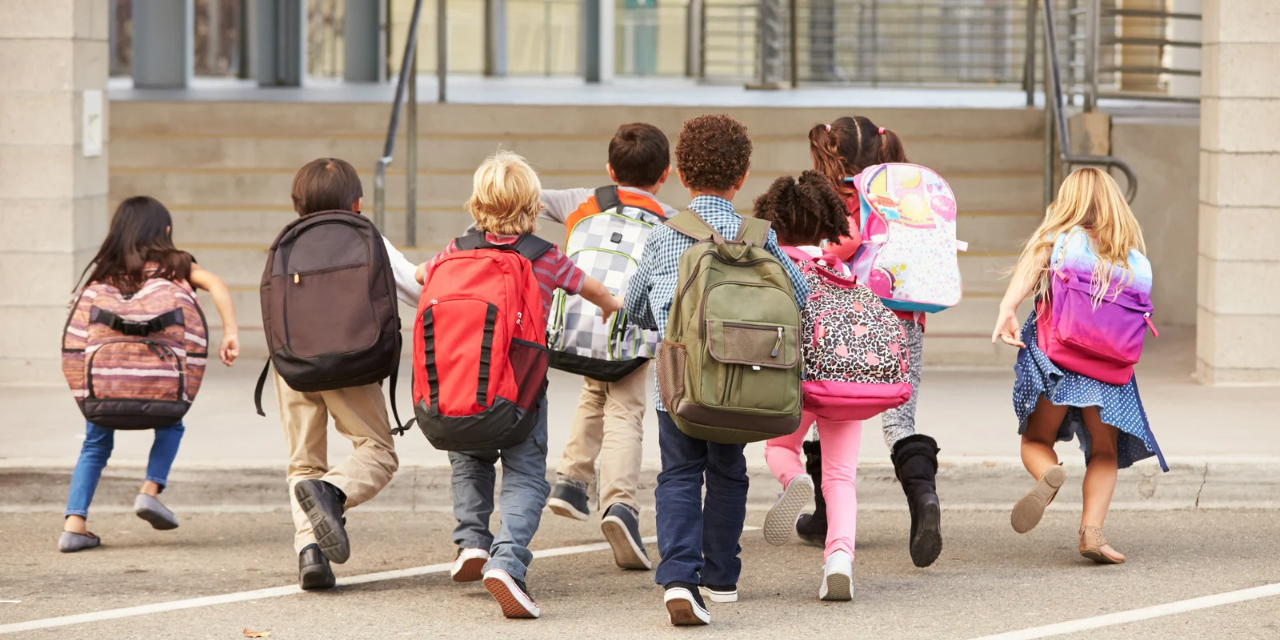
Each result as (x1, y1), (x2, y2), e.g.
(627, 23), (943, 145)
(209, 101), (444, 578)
(538, 188), (594, 225)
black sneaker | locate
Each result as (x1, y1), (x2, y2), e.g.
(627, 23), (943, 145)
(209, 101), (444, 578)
(698, 582), (738, 603)
(294, 479), (350, 564)
(600, 504), (652, 570)
(483, 568), (541, 618)
(547, 481), (590, 521)
(299, 544), (335, 590)
(664, 581), (710, 625)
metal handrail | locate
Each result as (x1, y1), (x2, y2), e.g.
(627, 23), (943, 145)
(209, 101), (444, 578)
(373, 0), (428, 242)
(1040, 0), (1138, 204)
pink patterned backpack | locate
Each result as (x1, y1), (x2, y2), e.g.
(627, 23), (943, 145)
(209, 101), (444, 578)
(784, 247), (912, 420)
(62, 278), (209, 429)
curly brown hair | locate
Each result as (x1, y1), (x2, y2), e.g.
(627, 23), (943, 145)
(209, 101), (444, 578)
(752, 170), (850, 246)
(675, 114), (753, 193)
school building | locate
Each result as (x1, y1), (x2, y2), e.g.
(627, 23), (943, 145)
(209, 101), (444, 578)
(1, 0), (1276, 386)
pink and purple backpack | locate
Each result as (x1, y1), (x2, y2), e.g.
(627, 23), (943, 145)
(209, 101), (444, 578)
(1035, 228), (1157, 385)
(785, 247), (912, 421)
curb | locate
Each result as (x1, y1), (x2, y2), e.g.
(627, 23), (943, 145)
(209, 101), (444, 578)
(4, 459), (1277, 514)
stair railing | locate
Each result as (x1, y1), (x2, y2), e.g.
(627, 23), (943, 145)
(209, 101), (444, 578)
(1039, 0), (1137, 205)
(373, 0), (429, 245)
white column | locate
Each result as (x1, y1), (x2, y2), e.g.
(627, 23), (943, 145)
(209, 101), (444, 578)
(132, 0), (194, 88)
(1196, 0), (1280, 384)
(0, 0), (111, 383)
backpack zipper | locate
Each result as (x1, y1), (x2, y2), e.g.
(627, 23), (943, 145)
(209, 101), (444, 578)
(771, 327), (783, 358)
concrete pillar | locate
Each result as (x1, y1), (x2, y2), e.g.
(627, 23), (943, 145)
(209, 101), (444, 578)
(583, 0), (614, 83)
(256, 0), (306, 86)
(1196, 0), (1280, 385)
(344, 0), (384, 82)
(0, 0), (111, 383)
(132, 0), (194, 88)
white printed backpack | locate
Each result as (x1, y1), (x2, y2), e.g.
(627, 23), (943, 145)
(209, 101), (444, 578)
(547, 186), (666, 381)
(850, 163), (964, 313)
(783, 247), (912, 420)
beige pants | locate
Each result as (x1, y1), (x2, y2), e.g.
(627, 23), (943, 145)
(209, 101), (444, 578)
(554, 362), (648, 512)
(275, 374), (399, 553)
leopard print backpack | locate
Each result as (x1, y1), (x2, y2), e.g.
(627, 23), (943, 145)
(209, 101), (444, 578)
(783, 247), (912, 420)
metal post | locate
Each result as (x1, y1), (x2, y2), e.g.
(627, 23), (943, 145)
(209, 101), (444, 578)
(407, 56), (418, 246)
(1023, 0), (1037, 107)
(788, 0), (798, 88)
(437, 0), (448, 102)
(256, 0), (306, 86)
(345, 0), (385, 81)
(1043, 4), (1056, 208)
(1084, 0), (1100, 111)
(238, 0), (255, 79)
(686, 0), (703, 78)
(484, 0), (507, 76)
(750, 0), (785, 89)
(133, 0), (194, 88)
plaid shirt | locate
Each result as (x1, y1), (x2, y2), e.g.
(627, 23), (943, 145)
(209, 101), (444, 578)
(624, 195), (811, 411)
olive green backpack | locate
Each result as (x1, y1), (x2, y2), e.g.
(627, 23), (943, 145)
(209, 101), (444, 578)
(656, 211), (803, 444)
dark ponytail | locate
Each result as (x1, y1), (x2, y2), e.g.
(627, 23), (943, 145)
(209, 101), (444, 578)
(876, 126), (908, 164)
(808, 117), (861, 196)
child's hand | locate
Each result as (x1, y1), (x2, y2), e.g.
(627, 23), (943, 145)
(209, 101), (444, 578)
(414, 263), (427, 285)
(991, 306), (1025, 348)
(599, 294), (625, 325)
(219, 333), (241, 366)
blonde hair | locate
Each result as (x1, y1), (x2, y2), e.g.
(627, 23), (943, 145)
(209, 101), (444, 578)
(1013, 167), (1146, 305)
(465, 151), (541, 236)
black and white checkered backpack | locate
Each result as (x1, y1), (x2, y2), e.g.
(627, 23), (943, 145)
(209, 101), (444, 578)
(547, 186), (667, 381)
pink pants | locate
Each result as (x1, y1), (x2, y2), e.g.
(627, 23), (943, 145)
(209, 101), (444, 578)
(764, 410), (862, 560)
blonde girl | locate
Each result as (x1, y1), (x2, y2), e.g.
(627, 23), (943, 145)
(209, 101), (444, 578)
(992, 167), (1166, 564)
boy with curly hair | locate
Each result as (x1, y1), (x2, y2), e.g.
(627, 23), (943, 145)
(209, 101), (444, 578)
(624, 114), (809, 625)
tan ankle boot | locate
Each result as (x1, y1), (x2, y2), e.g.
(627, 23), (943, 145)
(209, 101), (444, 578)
(1079, 526), (1125, 564)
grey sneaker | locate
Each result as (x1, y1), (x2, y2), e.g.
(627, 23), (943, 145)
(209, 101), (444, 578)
(134, 493), (179, 530)
(58, 531), (101, 553)
(764, 474), (813, 546)
(601, 504), (651, 570)
(547, 481), (590, 521)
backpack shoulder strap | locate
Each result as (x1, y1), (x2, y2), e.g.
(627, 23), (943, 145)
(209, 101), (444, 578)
(594, 185), (622, 213)
(454, 229), (489, 251)
(512, 234), (554, 261)
(736, 217), (772, 247)
(664, 210), (714, 241)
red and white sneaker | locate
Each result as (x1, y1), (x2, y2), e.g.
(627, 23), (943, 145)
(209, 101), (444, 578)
(483, 569), (541, 619)
(450, 547), (489, 583)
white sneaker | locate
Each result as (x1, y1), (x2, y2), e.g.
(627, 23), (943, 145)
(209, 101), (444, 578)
(451, 547), (490, 583)
(664, 584), (710, 626)
(819, 550), (854, 601)
(483, 569), (541, 619)
(764, 474), (813, 546)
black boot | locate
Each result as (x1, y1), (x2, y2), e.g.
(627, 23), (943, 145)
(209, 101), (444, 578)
(795, 439), (828, 545)
(299, 543), (335, 590)
(892, 434), (942, 568)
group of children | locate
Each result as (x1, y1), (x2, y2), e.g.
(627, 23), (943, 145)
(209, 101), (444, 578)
(58, 111), (1164, 626)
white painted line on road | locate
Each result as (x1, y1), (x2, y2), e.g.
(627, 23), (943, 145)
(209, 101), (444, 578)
(0, 527), (758, 635)
(970, 582), (1280, 640)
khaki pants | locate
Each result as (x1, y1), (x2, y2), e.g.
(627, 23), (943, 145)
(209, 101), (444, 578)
(275, 374), (399, 553)
(554, 362), (648, 512)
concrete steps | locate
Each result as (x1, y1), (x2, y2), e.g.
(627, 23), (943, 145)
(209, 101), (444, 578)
(110, 101), (1047, 367)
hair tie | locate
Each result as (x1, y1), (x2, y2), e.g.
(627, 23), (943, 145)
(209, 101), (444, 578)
(824, 124), (831, 132)
(878, 127), (885, 135)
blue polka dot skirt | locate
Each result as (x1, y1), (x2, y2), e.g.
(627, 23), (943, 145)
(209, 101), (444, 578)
(1013, 310), (1167, 471)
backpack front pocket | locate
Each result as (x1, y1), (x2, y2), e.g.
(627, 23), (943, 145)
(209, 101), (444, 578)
(87, 340), (183, 402)
(703, 320), (800, 413)
(285, 264), (379, 358)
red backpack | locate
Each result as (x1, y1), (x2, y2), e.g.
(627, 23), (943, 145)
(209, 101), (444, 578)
(412, 231), (552, 451)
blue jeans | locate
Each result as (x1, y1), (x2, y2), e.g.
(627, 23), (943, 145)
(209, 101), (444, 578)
(64, 422), (185, 518)
(449, 396), (549, 582)
(653, 410), (749, 587)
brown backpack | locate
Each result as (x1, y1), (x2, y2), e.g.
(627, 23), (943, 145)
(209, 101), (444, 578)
(254, 210), (405, 425)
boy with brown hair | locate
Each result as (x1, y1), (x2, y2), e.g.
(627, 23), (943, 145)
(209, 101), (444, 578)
(269, 158), (422, 591)
(539, 123), (677, 572)
(624, 115), (810, 625)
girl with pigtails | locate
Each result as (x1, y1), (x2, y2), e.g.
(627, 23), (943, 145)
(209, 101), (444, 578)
(792, 117), (944, 570)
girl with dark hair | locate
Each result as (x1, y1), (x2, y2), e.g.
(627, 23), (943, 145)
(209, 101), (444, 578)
(801, 117), (944, 570)
(59, 196), (240, 553)
(753, 171), (864, 600)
